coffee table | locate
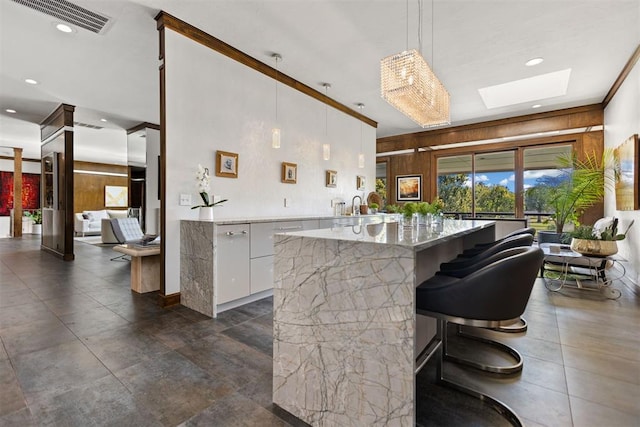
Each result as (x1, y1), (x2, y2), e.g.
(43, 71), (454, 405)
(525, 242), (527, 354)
(538, 243), (624, 299)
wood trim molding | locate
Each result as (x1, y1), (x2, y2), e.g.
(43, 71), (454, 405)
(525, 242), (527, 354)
(155, 11), (377, 128)
(377, 104), (603, 153)
(158, 292), (180, 307)
(602, 44), (640, 108)
(40, 104), (75, 141)
(127, 122), (161, 134)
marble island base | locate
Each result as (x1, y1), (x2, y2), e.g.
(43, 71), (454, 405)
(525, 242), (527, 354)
(272, 220), (495, 426)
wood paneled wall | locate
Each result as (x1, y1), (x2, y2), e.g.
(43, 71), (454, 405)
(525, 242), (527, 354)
(377, 104), (605, 222)
(74, 161), (128, 214)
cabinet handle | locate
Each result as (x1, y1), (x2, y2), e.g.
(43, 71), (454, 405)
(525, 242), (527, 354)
(277, 226), (302, 230)
(226, 230), (248, 236)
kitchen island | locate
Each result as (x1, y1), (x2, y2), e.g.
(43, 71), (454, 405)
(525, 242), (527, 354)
(272, 219), (495, 426)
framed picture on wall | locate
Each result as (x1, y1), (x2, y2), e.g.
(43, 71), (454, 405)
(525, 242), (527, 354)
(356, 175), (366, 191)
(396, 175), (421, 202)
(282, 162), (297, 184)
(326, 170), (337, 187)
(216, 151), (239, 178)
(105, 185), (128, 207)
(614, 134), (639, 210)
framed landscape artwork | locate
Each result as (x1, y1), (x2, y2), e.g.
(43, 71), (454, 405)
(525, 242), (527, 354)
(614, 134), (639, 210)
(216, 150), (238, 178)
(282, 162), (297, 184)
(396, 175), (421, 201)
(357, 175), (365, 191)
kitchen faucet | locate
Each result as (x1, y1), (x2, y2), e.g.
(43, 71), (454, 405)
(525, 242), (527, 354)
(352, 195), (362, 216)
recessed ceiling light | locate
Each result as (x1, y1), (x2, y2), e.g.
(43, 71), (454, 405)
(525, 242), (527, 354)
(25, 78), (38, 85)
(532, 104), (542, 109)
(525, 57), (544, 67)
(56, 23), (73, 33)
(100, 118), (108, 122)
(6, 109), (17, 114)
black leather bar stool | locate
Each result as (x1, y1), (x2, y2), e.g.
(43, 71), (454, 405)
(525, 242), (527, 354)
(439, 233), (534, 274)
(460, 227), (535, 258)
(433, 246), (534, 375)
(415, 246), (544, 426)
(439, 233), (535, 335)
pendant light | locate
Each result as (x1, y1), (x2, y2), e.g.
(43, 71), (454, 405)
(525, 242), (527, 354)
(357, 103), (365, 168)
(272, 53), (282, 148)
(322, 83), (331, 161)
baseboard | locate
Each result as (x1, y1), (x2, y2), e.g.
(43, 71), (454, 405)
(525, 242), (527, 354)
(159, 292), (180, 307)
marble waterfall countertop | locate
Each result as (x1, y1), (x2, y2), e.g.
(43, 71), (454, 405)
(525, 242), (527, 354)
(182, 213), (390, 225)
(275, 218), (496, 252)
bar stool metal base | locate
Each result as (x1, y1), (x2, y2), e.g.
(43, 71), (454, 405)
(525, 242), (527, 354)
(489, 316), (527, 333)
(447, 324), (524, 375)
(416, 318), (524, 427)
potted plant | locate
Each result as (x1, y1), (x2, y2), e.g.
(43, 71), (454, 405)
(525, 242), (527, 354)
(568, 218), (634, 256)
(369, 202), (379, 214)
(385, 204), (399, 214)
(27, 209), (42, 234)
(539, 150), (613, 243)
(191, 164), (227, 220)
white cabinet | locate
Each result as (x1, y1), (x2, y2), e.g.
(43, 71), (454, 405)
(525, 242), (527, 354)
(251, 255), (273, 294)
(216, 223), (250, 305)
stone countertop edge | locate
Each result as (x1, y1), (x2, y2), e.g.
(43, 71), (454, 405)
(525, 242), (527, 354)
(180, 214), (390, 225)
(273, 219), (496, 251)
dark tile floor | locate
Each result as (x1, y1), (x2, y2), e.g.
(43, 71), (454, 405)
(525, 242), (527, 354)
(1, 235), (639, 426)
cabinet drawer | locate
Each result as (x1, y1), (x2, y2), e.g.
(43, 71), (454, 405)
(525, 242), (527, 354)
(250, 255), (273, 294)
(216, 224), (250, 305)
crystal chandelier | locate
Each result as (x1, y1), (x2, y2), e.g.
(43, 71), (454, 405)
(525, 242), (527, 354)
(380, 0), (449, 128)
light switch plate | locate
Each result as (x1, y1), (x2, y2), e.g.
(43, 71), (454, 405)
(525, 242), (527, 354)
(179, 194), (191, 206)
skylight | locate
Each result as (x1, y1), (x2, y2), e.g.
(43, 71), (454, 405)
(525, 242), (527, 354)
(478, 69), (571, 109)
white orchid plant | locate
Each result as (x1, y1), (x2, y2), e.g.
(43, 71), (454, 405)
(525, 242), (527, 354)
(191, 164), (227, 209)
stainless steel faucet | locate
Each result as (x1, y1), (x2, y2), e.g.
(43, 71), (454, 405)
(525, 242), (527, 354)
(352, 195), (362, 216)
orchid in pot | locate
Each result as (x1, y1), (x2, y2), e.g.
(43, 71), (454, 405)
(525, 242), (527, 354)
(191, 164), (227, 220)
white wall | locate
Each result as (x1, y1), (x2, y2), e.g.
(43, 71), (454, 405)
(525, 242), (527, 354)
(164, 29), (376, 295)
(0, 158), (41, 173)
(603, 57), (640, 286)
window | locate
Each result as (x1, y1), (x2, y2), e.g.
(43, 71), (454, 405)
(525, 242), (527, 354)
(474, 151), (515, 218)
(437, 155), (472, 216)
(523, 144), (572, 229)
(436, 144), (572, 219)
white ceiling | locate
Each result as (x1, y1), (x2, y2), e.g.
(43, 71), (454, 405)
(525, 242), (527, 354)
(0, 0), (638, 162)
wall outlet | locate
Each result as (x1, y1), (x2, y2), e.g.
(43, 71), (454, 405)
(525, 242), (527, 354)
(179, 194), (191, 206)
(284, 198), (290, 207)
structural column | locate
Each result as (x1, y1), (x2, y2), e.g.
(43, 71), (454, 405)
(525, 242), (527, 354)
(12, 148), (23, 237)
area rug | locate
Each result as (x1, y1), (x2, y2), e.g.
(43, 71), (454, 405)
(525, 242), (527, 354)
(74, 235), (114, 246)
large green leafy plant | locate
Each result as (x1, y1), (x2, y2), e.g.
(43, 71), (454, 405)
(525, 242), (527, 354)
(548, 151), (612, 233)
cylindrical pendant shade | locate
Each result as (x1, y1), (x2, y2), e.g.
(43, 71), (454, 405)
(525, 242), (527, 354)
(272, 128), (281, 149)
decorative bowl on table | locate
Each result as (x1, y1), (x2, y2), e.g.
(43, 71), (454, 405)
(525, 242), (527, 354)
(570, 238), (617, 257)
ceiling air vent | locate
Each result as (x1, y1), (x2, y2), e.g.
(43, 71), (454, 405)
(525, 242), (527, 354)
(11, 0), (111, 34)
(74, 121), (103, 130)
